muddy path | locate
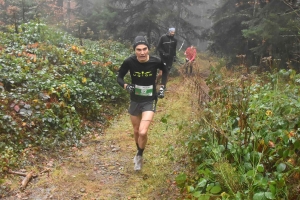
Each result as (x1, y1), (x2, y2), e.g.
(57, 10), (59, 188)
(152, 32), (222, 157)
(2, 58), (211, 200)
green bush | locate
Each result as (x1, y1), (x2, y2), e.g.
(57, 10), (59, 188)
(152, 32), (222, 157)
(0, 21), (131, 174)
(181, 65), (300, 199)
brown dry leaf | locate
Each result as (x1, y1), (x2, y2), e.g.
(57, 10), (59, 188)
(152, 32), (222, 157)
(268, 141), (275, 148)
(14, 104), (20, 112)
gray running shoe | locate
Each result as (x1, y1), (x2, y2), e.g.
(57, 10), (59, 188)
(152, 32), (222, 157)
(134, 155), (143, 171)
(133, 155), (137, 163)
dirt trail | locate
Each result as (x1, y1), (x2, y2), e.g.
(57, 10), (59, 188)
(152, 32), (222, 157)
(2, 57), (211, 200)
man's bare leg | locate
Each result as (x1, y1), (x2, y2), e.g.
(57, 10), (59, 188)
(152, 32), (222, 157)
(130, 111), (155, 171)
(130, 114), (141, 145)
(130, 111), (154, 149)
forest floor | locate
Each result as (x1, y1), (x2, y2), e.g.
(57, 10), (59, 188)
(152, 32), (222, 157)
(1, 56), (211, 200)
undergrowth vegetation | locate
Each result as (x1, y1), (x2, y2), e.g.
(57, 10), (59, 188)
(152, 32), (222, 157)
(178, 62), (300, 199)
(0, 21), (131, 175)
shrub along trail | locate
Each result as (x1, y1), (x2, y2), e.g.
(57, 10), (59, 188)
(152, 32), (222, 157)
(3, 57), (211, 200)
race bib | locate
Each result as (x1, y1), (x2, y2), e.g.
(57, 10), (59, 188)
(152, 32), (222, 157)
(135, 85), (153, 96)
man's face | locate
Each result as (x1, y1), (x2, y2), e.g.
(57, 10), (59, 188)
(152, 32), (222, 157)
(169, 31), (175, 36)
(135, 44), (149, 62)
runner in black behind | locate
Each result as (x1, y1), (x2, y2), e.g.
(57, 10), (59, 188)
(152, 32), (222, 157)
(117, 36), (167, 171)
(156, 27), (177, 87)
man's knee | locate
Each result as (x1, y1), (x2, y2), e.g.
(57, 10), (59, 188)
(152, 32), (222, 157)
(139, 131), (148, 138)
(133, 128), (139, 134)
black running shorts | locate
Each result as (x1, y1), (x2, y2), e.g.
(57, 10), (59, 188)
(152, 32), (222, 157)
(128, 100), (157, 116)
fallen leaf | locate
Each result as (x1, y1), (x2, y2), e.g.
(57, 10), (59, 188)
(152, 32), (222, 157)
(14, 104), (20, 112)
(268, 141), (275, 148)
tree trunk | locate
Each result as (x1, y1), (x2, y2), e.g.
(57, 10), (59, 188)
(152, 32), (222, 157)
(67, 0), (71, 27)
(57, 0), (64, 7)
(14, 13), (18, 34)
(4, 0), (8, 9)
(56, 0), (64, 21)
(22, 0), (25, 23)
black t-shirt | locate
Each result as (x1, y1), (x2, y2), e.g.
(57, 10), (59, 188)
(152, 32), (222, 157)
(117, 55), (167, 102)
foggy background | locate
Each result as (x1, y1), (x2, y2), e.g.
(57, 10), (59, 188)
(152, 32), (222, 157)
(1, 0), (299, 68)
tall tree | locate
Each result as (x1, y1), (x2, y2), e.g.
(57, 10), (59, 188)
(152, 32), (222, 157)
(56, 0), (63, 7)
(73, 0), (115, 40)
(1, 0), (35, 31)
(105, 0), (205, 48)
(243, 0), (300, 68)
(56, 0), (64, 21)
(206, 0), (300, 68)
(205, 0), (252, 60)
(0, 0), (70, 32)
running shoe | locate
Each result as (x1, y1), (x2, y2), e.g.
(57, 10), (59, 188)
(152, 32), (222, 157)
(134, 155), (143, 171)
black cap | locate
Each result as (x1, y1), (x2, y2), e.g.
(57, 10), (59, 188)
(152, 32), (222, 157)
(133, 36), (150, 50)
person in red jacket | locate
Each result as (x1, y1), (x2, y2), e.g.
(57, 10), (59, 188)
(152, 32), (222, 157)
(184, 45), (197, 75)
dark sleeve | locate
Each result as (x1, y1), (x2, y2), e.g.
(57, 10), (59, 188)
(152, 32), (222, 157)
(174, 39), (178, 57)
(117, 60), (129, 88)
(159, 62), (168, 86)
(156, 36), (165, 55)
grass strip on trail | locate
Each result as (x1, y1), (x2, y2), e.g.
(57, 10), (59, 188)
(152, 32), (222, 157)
(98, 75), (195, 199)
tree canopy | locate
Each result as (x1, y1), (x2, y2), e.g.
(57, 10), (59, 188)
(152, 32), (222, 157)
(206, 0), (300, 69)
(1, 0), (300, 69)
(105, 0), (205, 48)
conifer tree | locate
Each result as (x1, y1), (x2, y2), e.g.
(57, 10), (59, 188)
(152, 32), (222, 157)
(206, 0), (252, 60)
(105, 0), (204, 47)
(242, 0), (300, 68)
(207, 0), (300, 68)
(73, 0), (114, 40)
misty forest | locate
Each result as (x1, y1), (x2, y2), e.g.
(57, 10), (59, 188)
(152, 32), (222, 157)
(1, 0), (300, 199)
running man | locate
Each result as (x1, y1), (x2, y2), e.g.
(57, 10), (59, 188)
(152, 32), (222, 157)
(156, 27), (177, 87)
(117, 36), (168, 171)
